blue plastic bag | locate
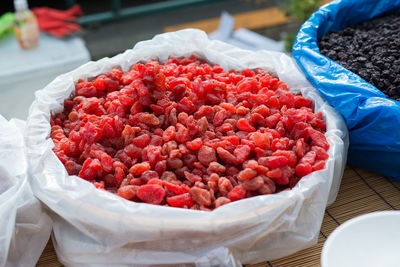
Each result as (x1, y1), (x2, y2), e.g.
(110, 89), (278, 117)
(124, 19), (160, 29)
(293, 0), (400, 180)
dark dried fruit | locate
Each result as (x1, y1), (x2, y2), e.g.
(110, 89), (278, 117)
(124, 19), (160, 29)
(319, 13), (400, 101)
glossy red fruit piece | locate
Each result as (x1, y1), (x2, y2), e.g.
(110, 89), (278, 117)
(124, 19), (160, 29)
(129, 162), (151, 176)
(215, 197), (231, 208)
(265, 156), (289, 169)
(136, 184), (166, 205)
(167, 193), (194, 208)
(163, 181), (190, 195)
(237, 118), (256, 132)
(117, 185), (138, 200)
(227, 185), (246, 202)
(242, 176), (264, 191)
(190, 187), (211, 206)
(216, 147), (237, 165)
(234, 145), (251, 164)
(198, 146), (217, 166)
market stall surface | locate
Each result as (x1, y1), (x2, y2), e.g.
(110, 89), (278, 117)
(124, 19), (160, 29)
(36, 164), (400, 266)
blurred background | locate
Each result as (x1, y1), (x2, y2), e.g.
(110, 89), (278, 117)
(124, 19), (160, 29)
(0, 0), (325, 119)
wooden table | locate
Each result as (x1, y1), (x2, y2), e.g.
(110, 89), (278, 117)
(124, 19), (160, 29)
(37, 164), (400, 267)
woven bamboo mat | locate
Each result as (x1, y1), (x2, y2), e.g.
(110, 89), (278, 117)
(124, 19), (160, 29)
(36, 164), (400, 267)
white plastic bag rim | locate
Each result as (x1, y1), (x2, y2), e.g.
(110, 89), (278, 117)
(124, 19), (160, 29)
(0, 116), (52, 267)
(26, 28), (343, 217)
(25, 29), (347, 264)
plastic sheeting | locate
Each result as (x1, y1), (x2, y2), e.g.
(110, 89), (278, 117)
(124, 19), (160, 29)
(25, 29), (348, 266)
(0, 116), (52, 267)
(208, 12), (285, 52)
(293, 0), (400, 179)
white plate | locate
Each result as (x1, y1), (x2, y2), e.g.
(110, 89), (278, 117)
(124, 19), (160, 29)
(321, 211), (400, 267)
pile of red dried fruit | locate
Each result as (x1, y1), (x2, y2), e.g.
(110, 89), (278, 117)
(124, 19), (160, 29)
(50, 55), (330, 211)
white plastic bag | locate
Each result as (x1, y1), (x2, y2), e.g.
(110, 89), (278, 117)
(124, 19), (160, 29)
(25, 29), (348, 266)
(0, 115), (52, 267)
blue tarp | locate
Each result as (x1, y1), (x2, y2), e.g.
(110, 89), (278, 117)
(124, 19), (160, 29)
(293, 0), (400, 179)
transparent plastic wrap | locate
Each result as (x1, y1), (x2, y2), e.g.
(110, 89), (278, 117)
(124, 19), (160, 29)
(0, 116), (52, 267)
(25, 29), (348, 266)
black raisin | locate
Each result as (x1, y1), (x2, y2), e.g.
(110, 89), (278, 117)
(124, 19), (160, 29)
(318, 13), (400, 100)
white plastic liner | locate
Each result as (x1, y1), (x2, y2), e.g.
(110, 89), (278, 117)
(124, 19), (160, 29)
(25, 29), (348, 266)
(0, 116), (52, 267)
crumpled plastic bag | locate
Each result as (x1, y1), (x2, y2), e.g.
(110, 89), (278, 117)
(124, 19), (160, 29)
(25, 29), (348, 266)
(0, 115), (52, 267)
(293, 0), (400, 180)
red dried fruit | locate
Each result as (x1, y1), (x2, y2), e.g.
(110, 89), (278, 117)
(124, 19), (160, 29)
(307, 127), (330, 151)
(265, 156), (289, 169)
(132, 134), (151, 148)
(198, 146), (217, 166)
(237, 106), (250, 115)
(160, 171), (177, 182)
(190, 187), (211, 206)
(233, 145), (251, 164)
(242, 176), (264, 191)
(167, 193), (194, 208)
(75, 81), (97, 98)
(266, 168), (285, 184)
(184, 171), (202, 184)
(213, 110), (231, 126)
(64, 160), (81, 176)
(216, 147), (237, 165)
(178, 144), (190, 155)
(311, 146), (329, 160)
(141, 170), (159, 182)
(227, 185), (246, 202)
(218, 177), (233, 196)
(215, 197), (231, 208)
(68, 111), (79, 122)
(313, 160), (326, 171)
(117, 185), (138, 200)
(221, 135), (240, 146)
(167, 158), (183, 169)
(237, 118), (256, 132)
(124, 144), (142, 159)
(253, 132), (270, 149)
(208, 162), (226, 174)
(252, 105), (270, 116)
(163, 181), (190, 195)
(163, 126), (176, 142)
(295, 151), (317, 178)
(295, 164), (313, 178)
(140, 113), (160, 126)
(154, 160), (167, 175)
(259, 176), (276, 194)
(220, 103), (236, 113)
(169, 149), (181, 159)
(52, 55), (329, 211)
(175, 123), (190, 143)
(273, 150), (297, 168)
(148, 178), (163, 186)
(265, 113), (281, 128)
(136, 184), (166, 205)
(149, 135), (163, 146)
(250, 113), (265, 124)
(238, 168), (258, 181)
(186, 138), (203, 150)
(294, 95), (313, 109)
(78, 158), (101, 180)
(129, 162), (151, 176)
(197, 117), (209, 135)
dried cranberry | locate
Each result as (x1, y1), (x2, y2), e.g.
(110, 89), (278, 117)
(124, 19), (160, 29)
(51, 55), (329, 210)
